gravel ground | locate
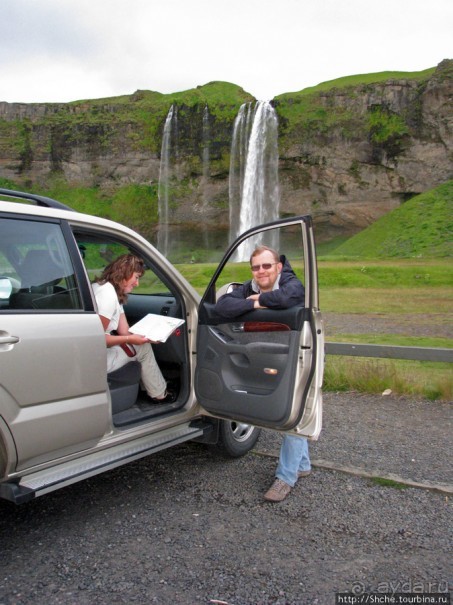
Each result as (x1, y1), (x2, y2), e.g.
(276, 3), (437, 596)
(258, 392), (453, 487)
(0, 392), (451, 605)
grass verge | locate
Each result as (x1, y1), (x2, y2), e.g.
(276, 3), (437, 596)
(324, 356), (452, 401)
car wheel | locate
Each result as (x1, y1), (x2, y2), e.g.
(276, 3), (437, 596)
(217, 420), (261, 457)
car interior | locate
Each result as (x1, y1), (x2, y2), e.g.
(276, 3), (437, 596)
(73, 230), (191, 428)
(8, 248), (79, 310)
(0, 218), (82, 312)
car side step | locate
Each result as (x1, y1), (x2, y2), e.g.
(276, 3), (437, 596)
(0, 423), (207, 505)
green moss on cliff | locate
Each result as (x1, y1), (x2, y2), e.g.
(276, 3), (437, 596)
(367, 107), (409, 144)
(1, 82), (253, 161)
(275, 67), (435, 150)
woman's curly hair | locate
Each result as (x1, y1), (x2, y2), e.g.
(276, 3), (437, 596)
(95, 254), (145, 304)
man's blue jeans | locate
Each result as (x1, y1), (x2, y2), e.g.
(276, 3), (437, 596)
(276, 434), (311, 487)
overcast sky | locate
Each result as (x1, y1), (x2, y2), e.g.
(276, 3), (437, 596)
(2, 0), (451, 104)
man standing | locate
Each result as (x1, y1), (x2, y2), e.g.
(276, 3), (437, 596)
(215, 245), (311, 502)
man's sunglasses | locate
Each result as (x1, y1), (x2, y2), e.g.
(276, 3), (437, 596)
(251, 262), (278, 272)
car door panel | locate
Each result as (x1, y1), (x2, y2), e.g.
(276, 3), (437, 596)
(124, 294), (181, 325)
(0, 313), (110, 470)
(0, 215), (112, 472)
(195, 216), (323, 437)
(197, 334), (294, 424)
(196, 305), (314, 428)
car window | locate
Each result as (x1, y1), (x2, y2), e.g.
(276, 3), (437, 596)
(215, 223), (306, 300)
(0, 217), (82, 311)
(74, 235), (170, 295)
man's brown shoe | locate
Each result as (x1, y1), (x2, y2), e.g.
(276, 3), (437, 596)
(263, 479), (292, 502)
(297, 470), (311, 478)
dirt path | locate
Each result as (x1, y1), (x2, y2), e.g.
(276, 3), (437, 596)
(324, 312), (453, 339)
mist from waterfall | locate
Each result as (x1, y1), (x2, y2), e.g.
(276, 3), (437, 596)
(157, 105), (177, 256)
(229, 103), (253, 250)
(229, 101), (280, 261)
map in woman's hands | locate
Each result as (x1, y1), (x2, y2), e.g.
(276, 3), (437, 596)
(129, 314), (185, 342)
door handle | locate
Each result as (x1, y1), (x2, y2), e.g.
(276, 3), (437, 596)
(0, 334), (20, 345)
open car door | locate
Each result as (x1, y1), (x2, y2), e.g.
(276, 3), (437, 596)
(195, 216), (324, 438)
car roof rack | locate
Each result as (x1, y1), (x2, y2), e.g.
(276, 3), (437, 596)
(0, 188), (75, 211)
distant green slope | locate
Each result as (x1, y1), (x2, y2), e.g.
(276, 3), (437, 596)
(276, 67), (435, 99)
(73, 81), (255, 122)
(330, 181), (453, 258)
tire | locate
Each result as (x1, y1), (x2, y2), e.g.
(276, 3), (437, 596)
(217, 420), (261, 457)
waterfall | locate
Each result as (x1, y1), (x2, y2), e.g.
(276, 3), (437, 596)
(229, 101), (280, 261)
(157, 105), (177, 256)
(202, 104), (210, 186)
(201, 105), (210, 247)
(229, 103), (253, 247)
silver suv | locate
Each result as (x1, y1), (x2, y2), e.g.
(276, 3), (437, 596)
(0, 189), (324, 504)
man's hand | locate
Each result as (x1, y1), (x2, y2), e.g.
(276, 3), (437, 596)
(247, 294), (267, 309)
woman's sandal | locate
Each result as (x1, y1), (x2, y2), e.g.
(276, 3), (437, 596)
(148, 389), (177, 404)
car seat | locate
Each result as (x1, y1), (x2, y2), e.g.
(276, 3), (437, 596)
(10, 249), (69, 309)
(107, 361), (141, 414)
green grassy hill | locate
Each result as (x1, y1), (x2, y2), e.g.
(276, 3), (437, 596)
(276, 67), (436, 98)
(326, 181), (453, 258)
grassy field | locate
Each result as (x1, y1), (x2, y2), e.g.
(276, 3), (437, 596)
(318, 260), (452, 400)
(177, 258), (452, 296)
(176, 258), (452, 401)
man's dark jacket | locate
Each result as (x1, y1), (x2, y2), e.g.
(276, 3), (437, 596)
(215, 256), (305, 319)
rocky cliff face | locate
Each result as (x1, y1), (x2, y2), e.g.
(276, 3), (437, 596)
(276, 60), (453, 238)
(0, 61), (451, 240)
